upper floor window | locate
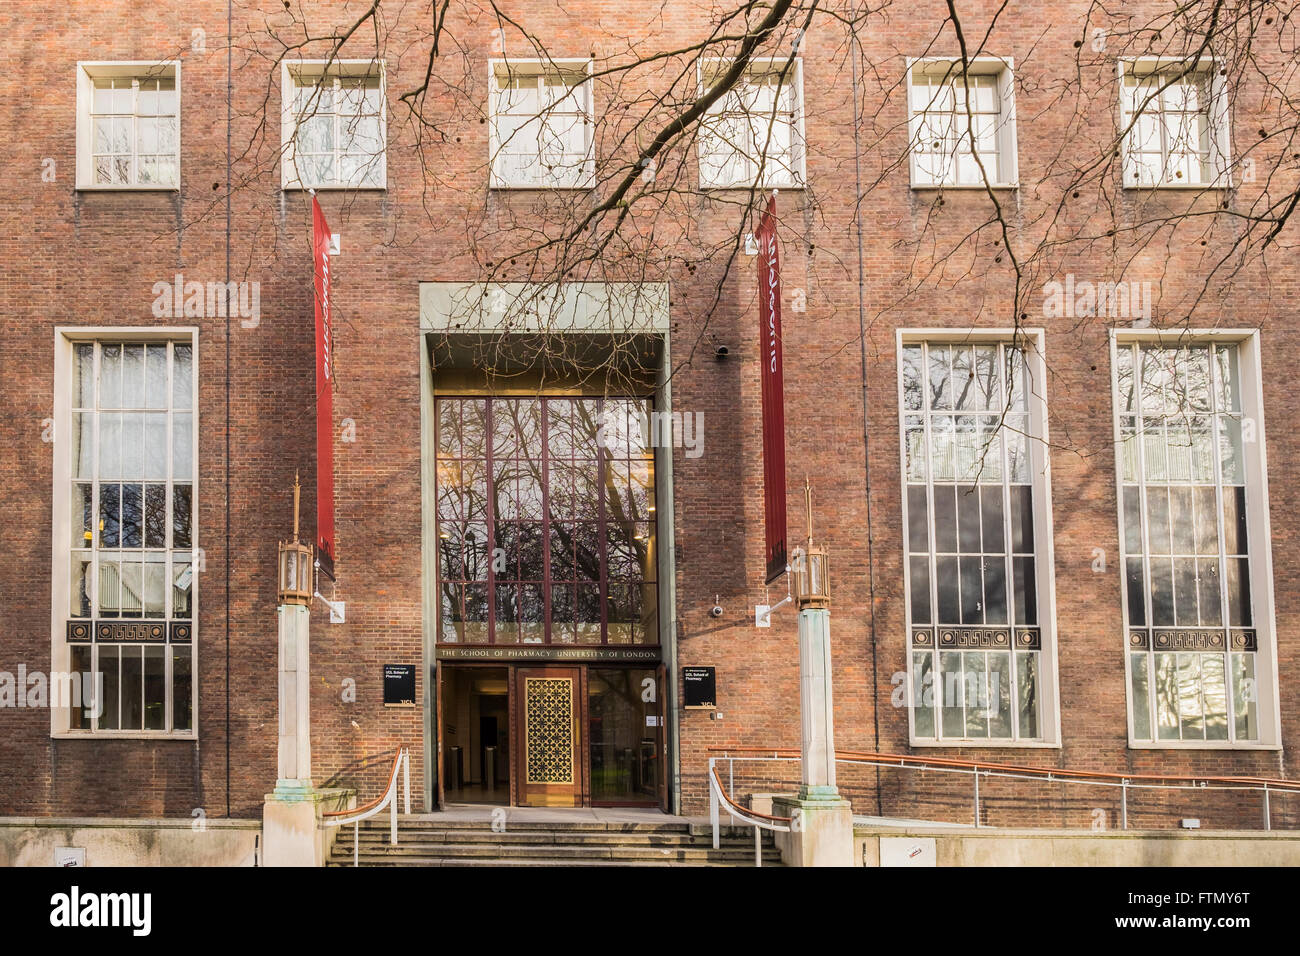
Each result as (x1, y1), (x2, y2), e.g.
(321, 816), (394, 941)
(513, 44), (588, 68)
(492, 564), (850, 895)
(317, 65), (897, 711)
(907, 58), (1017, 188)
(899, 336), (1058, 745)
(489, 61), (594, 189)
(698, 58), (804, 189)
(1120, 60), (1229, 188)
(282, 61), (386, 190)
(76, 62), (180, 189)
(60, 338), (197, 735)
(1114, 336), (1277, 746)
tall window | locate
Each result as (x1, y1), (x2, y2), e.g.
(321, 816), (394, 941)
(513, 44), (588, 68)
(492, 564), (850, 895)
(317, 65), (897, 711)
(901, 340), (1048, 742)
(698, 59), (804, 188)
(1120, 61), (1228, 188)
(489, 63), (594, 189)
(1116, 342), (1261, 743)
(435, 397), (657, 645)
(76, 63), (180, 189)
(283, 62), (386, 189)
(908, 60), (1017, 188)
(67, 341), (195, 734)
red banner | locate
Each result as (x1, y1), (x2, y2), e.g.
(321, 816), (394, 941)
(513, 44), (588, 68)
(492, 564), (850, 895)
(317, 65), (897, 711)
(312, 197), (336, 580)
(756, 195), (788, 584)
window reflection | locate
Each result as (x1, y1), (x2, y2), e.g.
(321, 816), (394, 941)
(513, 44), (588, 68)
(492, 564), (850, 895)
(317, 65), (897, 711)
(435, 397), (658, 646)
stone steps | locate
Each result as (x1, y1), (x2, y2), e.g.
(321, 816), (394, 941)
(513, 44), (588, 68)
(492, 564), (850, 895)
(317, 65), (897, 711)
(327, 818), (781, 867)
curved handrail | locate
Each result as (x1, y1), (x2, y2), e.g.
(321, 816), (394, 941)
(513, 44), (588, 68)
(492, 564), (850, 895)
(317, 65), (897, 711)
(710, 746), (1300, 792)
(711, 765), (793, 827)
(322, 746), (406, 823)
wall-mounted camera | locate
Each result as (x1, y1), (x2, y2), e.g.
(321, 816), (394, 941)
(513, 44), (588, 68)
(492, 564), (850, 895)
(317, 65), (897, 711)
(714, 346), (729, 361)
(710, 604), (724, 618)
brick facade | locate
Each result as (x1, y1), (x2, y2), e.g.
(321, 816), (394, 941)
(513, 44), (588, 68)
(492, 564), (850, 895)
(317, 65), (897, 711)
(0, 0), (1295, 828)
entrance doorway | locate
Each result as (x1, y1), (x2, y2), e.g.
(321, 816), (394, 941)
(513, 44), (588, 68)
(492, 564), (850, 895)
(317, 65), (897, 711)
(440, 666), (509, 803)
(438, 661), (665, 809)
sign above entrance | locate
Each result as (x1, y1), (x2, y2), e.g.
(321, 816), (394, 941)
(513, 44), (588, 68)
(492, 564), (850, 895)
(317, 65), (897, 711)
(437, 645), (661, 664)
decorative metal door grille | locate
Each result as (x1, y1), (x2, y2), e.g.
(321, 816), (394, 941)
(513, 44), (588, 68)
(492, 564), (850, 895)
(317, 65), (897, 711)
(524, 677), (574, 784)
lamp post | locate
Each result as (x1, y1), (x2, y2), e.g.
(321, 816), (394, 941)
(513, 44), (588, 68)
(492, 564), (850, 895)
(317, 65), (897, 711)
(773, 478), (853, 865)
(263, 472), (326, 866)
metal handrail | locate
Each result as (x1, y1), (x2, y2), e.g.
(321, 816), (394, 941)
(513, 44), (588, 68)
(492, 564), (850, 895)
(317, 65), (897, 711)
(708, 759), (792, 867)
(322, 746), (411, 866)
(709, 748), (1298, 831)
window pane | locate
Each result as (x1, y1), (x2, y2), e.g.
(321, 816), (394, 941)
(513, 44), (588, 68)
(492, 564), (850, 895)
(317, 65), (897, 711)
(120, 646), (143, 730)
(1129, 653), (1151, 740)
(932, 485), (957, 552)
(1231, 653), (1257, 741)
(957, 485), (981, 552)
(1017, 651), (1039, 738)
(98, 646), (121, 730)
(173, 645), (192, 732)
(1012, 555), (1037, 626)
(980, 485), (1004, 553)
(1202, 654), (1228, 741)
(143, 644), (166, 730)
(988, 651), (1012, 738)
(936, 556), (960, 623)
(1124, 557), (1146, 627)
(909, 556), (931, 625)
(940, 651), (964, 736)
(959, 556), (983, 624)
(172, 345), (193, 409)
(906, 485), (929, 552)
(983, 556), (1008, 625)
(912, 651), (935, 737)
(1008, 485), (1033, 553)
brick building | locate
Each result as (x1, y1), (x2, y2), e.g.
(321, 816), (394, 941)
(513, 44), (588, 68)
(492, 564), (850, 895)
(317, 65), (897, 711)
(1, 0), (1296, 831)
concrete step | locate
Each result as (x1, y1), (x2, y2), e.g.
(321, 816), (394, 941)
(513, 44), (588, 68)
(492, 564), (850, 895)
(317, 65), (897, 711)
(328, 857), (781, 867)
(330, 841), (775, 860)
(346, 830), (759, 847)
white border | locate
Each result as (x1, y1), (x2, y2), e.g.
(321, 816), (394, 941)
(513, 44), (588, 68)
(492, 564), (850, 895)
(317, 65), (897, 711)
(75, 61), (182, 192)
(487, 58), (595, 191)
(280, 59), (388, 191)
(905, 56), (1019, 190)
(1116, 57), (1232, 190)
(1109, 328), (1280, 749)
(695, 56), (806, 191)
(895, 328), (1061, 748)
(50, 327), (199, 740)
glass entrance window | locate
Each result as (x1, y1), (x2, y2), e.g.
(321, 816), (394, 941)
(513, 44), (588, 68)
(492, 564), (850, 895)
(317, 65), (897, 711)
(588, 667), (660, 804)
(435, 397), (658, 646)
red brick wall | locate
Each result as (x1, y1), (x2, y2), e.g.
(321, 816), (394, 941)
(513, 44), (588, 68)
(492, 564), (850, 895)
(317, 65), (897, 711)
(0, 0), (1294, 828)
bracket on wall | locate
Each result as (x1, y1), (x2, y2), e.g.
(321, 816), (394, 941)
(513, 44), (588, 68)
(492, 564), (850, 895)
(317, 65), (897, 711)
(314, 591), (346, 624)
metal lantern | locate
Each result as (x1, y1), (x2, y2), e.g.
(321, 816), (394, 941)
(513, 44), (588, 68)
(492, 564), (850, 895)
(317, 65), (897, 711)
(278, 472), (314, 606)
(793, 479), (830, 609)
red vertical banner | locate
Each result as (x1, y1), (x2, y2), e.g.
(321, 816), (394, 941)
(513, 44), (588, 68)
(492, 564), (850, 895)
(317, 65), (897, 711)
(312, 196), (336, 580)
(756, 195), (788, 584)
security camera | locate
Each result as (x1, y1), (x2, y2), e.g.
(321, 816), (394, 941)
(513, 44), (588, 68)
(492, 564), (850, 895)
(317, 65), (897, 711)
(714, 346), (729, 360)
(710, 604), (724, 618)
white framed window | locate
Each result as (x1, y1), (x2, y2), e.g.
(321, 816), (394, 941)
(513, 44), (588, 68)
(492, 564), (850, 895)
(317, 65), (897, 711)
(907, 57), (1018, 188)
(897, 331), (1060, 746)
(281, 60), (387, 190)
(75, 61), (180, 190)
(697, 58), (804, 189)
(1119, 58), (1230, 188)
(1112, 332), (1279, 748)
(51, 331), (198, 738)
(489, 60), (594, 189)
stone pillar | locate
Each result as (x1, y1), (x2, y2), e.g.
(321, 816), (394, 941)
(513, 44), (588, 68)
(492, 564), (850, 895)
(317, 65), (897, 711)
(262, 602), (325, 866)
(773, 604), (853, 867)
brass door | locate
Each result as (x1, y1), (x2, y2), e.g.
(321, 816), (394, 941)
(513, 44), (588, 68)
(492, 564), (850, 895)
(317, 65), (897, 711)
(515, 667), (582, 807)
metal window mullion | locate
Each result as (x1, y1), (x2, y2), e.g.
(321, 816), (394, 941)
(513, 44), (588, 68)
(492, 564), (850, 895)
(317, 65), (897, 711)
(1131, 344), (1158, 739)
(1208, 344), (1238, 741)
(921, 344), (943, 738)
(597, 399), (609, 645)
(541, 400), (552, 645)
(90, 342), (102, 731)
(998, 343), (1021, 741)
(485, 399), (497, 644)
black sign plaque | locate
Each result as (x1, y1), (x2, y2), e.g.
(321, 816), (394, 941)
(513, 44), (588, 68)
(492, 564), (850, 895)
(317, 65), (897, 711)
(683, 666), (716, 709)
(383, 664), (416, 706)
